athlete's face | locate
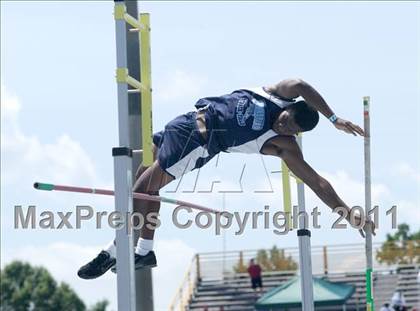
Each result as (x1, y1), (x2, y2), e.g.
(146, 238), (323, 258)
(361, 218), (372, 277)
(272, 110), (300, 135)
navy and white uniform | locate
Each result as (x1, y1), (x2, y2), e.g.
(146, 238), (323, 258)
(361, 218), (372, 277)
(153, 87), (296, 179)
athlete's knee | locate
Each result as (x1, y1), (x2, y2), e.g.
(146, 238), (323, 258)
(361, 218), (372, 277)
(134, 173), (162, 194)
(135, 165), (147, 180)
(145, 189), (159, 196)
(135, 145), (158, 179)
(134, 181), (159, 195)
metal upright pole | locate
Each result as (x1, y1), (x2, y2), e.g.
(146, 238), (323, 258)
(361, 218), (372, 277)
(113, 1), (136, 309)
(364, 96), (374, 311)
(296, 134), (315, 311)
(113, 1), (154, 310)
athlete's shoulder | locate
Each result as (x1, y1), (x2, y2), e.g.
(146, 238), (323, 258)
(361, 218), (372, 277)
(261, 134), (298, 156)
(237, 86), (296, 108)
(266, 79), (304, 100)
(270, 134), (298, 149)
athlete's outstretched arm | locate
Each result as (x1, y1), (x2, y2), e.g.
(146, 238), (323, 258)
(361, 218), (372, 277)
(266, 79), (364, 136)
(279, 141), (375, 237)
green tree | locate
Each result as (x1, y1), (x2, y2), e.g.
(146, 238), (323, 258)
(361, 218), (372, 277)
(376, 223), (420, 265)
(234, 246), (298, 273)
(270, 246), (298, 271)
(0, 261), (108, 311)
(256, 249), (271, 271)
(233, 251), (248, 273)
(88, 300), (109, 311)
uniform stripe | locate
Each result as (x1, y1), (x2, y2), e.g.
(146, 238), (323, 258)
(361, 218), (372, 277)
(226, 130), (278, 154)
(166, 146), (210, 178)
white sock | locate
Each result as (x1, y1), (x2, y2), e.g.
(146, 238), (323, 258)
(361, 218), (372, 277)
(103, 240), (116, 258)
(135, 238), (154, 256)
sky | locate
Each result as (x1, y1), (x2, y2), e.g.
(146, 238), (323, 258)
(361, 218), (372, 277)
(1, 1), (419, 310)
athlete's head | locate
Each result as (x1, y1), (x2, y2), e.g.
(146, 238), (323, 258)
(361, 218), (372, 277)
(272, 101), (319, 135)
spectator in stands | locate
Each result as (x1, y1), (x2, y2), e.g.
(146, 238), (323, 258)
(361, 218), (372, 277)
(247, 259), (263, 292)
(391, 290), (407, 311)
(380, 303), (394, 311)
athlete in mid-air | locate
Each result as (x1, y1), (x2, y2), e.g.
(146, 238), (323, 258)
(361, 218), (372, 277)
(78, 78), (375, 279)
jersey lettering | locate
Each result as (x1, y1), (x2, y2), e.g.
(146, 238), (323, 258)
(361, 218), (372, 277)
(236, 98), (265, 131)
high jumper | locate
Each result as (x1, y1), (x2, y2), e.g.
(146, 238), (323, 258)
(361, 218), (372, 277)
(76, 78), (375, 279)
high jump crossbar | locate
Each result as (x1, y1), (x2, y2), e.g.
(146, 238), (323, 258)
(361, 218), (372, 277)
(33, 182), (222, 215)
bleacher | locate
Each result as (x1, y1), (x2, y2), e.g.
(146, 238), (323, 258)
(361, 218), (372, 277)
(188, 271), (368, 311)
(373, 272), (399, 308)
(187, 266), (419, 311)
(169, 243), (419, 311)
(396, 265), (420, 309)
(189, 271), (295, 311)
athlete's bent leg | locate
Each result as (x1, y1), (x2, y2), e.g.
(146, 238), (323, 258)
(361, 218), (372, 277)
(129, 160), (174, 269)
(132, 159), (174, 240)
(77, 152), (173, 278)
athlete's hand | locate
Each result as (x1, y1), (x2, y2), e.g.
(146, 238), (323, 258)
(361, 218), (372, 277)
(334, 118), (364, 136)
(358, 219), (376, 238)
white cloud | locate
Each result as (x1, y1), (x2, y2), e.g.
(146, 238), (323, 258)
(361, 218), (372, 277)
(156, 70), (208, 101)
(253, 168), (390, 210)
(317, 170), (419, 231)
(1, 84), (98, 188)
(394, 200), (420, 228)
(395, 162), (420, 184)
(250, 168), (420, 236)
(1, 84), (21, 121)
(321, 169), (390, 205)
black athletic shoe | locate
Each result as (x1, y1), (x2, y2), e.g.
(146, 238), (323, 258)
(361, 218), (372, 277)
(77, 250), (116, 279)
(135, 251), (157, 269)
(111, 251), (157, 273)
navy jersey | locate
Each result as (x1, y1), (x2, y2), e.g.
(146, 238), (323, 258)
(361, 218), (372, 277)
(195, 87), (296, 155)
